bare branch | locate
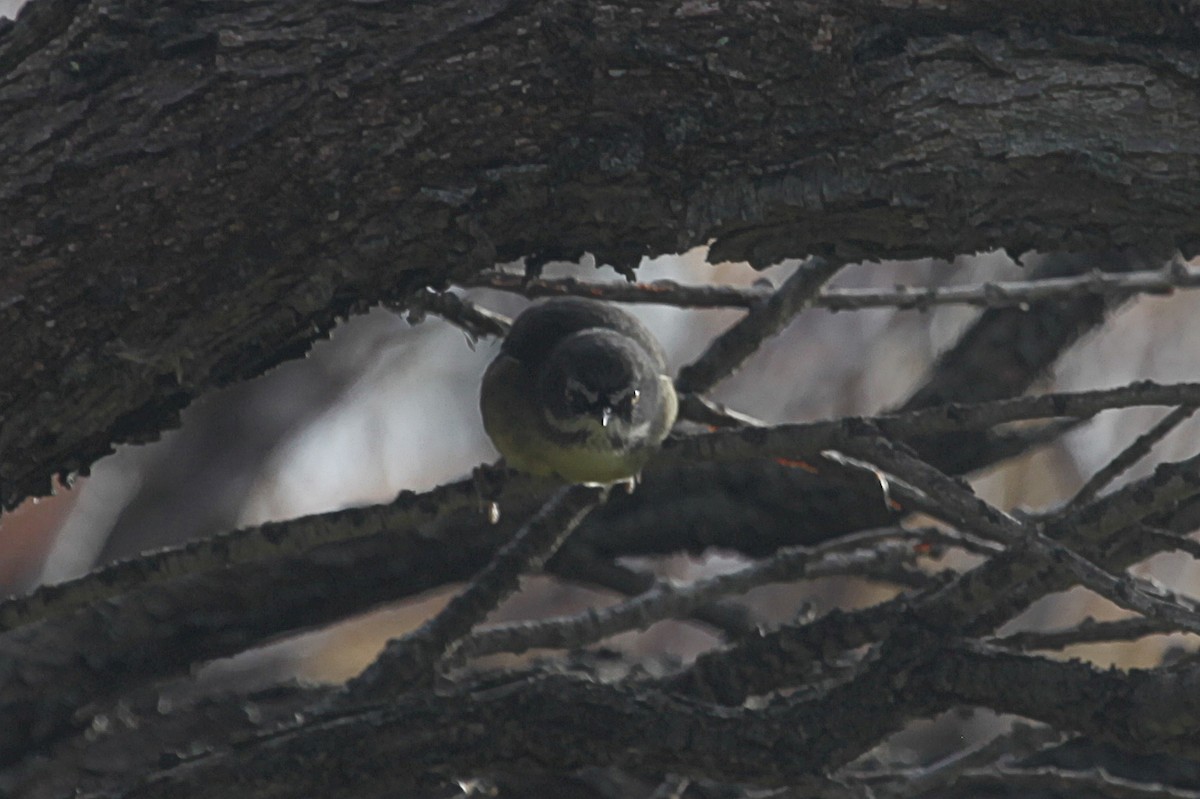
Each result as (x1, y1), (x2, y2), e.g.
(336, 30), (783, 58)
(669, 436), (1200, 704)
(851, 723), (1069, 799)
(460, 262), (1200, 312)
(98, 640), (1200, 797)
(347, 483), (608, 697)
(663, 599), (910, 704)
(550, 547), (757, 640)
(993, 616), (1182, 651)
(905, 525), (1004, 558)
(455, 538), (929, 661)
(742, 777), (872, 799)
(674, 257), (845, 395)
(7, 0), (1200, 517)
(945, 447), (1200, 639)
(832, 435), (1200, 638)
(1139, 526), (1200, 560)
(894, 251), (1153, 475)
(0, 467), (527, 633)
(406, 289), (512, 340)
(1067, 404), (1200, 508)
(668, 382), (1200, 466)
(10, 1), (1200, 791)
(1052, 445), (1200, 545)
(676, 393), (770, 429)
(8, 382), (1200, 764)
(950, 766), (1200, 799)
(0, 457), (894, 760)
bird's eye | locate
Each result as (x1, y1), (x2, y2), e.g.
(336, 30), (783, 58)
(614, 388), (640, 417)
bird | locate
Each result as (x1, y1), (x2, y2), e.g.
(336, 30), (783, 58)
(480, 297), (678, 484)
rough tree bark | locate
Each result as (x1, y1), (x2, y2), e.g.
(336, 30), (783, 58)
(3, 0), (1200, 512)
(8, 2), (1200, 796)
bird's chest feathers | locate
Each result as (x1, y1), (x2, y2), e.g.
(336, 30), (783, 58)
(532, 417), (654, 483)
(480, 352), (664, 484)
(543, 414), (641, 452)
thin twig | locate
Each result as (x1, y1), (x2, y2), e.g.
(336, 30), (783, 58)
(1066, 404), (1200, 508)
(906, 525), (1004, 557)
(950, 766), (1200, 799)
(993, 616), (1181, 650)
(832, 435), (1200, 639)
(743, 778), (871, 799)
(551, 525), (971, 645)
(675, 257), (845, 394)
(665, 439), (1200, 704)
(677, 393), (769, 428)
(1052, 443), (1200, 545)
(849, 723), (1068, 799)
(969, 417), (1093, 467)
(1139, 525), (1200, 560)
(667, 381), (1200, 467)
(460, 262), (1200, 312)
(347, 483), (608, 697)
(798, 524), (1000, 557)
(406, 288), (512, 339)
(551, 548), (758, 639)
(942, 443), (1200, 639)
(455, 540), (929, 661)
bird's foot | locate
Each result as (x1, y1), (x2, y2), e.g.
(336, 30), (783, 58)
(472, 460), (510, 523)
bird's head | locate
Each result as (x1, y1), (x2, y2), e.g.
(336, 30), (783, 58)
(538, 329), (658, 443)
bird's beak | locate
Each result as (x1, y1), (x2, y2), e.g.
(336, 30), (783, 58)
(600, 407), (613, 428)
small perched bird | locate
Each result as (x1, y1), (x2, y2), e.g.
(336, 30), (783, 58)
(480, 297), (678, 484)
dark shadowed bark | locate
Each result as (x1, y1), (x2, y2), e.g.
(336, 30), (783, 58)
(5, 0), (1200, 510)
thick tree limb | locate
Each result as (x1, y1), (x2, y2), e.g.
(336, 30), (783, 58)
(0, 456), (897, 763)
(4, 0), (1200, 510)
